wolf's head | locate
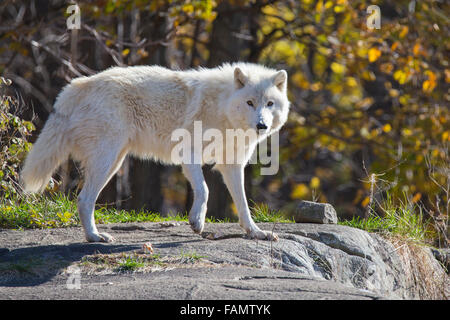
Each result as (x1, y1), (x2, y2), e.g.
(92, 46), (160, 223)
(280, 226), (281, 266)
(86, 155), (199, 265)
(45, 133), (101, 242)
(225, 64), (290, 135)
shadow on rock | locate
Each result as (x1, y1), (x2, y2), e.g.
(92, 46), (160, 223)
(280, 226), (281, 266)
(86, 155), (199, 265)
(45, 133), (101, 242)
(0, 243), (140, 287)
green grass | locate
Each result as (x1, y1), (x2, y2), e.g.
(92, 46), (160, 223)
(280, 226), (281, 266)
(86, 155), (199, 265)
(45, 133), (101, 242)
(0, 192), (293, 230)
(0, 192), (189, 229)
(179, 250), (206, 262)
(1, 190), (435, 245)
(250, 201), (294, 223)
(116, 255), (146, 272)
(0, 192), (79, 229)
(339, 193), (434, 243)
(339, 214), (387, 233)
(78, 251), (207, 273)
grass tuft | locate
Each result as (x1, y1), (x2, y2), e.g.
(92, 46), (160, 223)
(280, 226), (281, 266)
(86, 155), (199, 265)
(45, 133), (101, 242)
(78, 251), (209, 274)
(250, 201), (294, 223)
(339, 192), (434, 244)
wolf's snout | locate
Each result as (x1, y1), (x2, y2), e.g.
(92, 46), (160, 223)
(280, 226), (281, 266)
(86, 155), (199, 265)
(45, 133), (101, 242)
(256, 122), (268, 130)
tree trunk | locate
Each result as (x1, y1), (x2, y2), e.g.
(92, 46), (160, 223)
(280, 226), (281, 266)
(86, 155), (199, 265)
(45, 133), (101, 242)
(123, 11), (167, 213)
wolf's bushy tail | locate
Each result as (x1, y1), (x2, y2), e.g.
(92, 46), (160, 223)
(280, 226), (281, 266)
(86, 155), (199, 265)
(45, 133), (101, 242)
(21, 112), (71, 193)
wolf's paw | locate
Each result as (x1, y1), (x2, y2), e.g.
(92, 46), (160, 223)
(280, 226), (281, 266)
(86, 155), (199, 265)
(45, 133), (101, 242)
(248, 229), (279, 242)
(189, 216), (204, 234)
(86, 232), (115, 243)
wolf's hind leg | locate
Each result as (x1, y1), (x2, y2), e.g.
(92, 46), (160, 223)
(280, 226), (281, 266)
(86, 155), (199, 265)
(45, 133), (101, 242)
(182, 163), (208, 234)
(216, 164), (278, 241)
(78, 144), (127, 242)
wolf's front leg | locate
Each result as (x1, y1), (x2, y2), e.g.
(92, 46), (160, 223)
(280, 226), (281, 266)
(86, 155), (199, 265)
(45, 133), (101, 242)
(216, 164), (278, 241)
(182, 163), (209, 234)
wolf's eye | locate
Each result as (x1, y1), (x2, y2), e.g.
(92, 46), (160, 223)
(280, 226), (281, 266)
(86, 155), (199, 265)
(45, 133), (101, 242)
(246, 100), (254, 107)
(267, 101), (274, 107)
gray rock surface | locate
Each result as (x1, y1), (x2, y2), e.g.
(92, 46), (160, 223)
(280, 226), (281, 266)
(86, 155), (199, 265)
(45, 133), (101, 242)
(0, 222), (447, 300)
(294, 201), (338, 224)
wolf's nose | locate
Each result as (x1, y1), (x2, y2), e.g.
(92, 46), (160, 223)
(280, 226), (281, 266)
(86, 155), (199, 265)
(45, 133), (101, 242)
(256, 122), (267, 130)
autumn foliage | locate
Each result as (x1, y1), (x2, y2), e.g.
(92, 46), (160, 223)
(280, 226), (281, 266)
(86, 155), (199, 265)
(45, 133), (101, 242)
(0, 0), (448, 241)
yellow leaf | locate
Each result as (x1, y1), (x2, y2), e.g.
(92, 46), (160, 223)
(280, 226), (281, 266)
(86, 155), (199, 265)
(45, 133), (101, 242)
(230, 202), (238, 215)
(442, 131), (450, 142)
(382, 123), (392, 133)
(291, 184), (309, 199)
(310, 177), (320, 189)
(310, 82), (322, 91)
(402, 128), (413, 136)
(362, 70), (376, 81)
(292, 72), (309, 89)
(346, 77), (357, 87)
(432, 149), (439, 158)
(334, 5), (344, 13)
(422, 70), (436, 92)
(330, 62), (346, 74)
(391, 42), (399, 51)
(368, 47), (381, 62)
(389, 89), (399, 97)
(393, 69), (407, 84)
(399, 95), (409, 105)
(315, 0), (323, 12)
(122, 48), (130, 57)
(182, 4), (194, 14)
(399, 26), (409, 38)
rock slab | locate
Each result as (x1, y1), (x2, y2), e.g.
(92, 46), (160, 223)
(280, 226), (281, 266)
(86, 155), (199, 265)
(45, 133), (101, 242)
(0, 222), (447, 300)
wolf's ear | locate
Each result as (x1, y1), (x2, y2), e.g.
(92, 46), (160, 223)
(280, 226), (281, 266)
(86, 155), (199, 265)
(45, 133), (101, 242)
(234, 67), (248, 89)
(273, 70), (287, 92)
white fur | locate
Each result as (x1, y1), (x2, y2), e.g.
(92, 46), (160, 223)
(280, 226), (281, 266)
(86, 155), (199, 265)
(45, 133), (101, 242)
(21, 62), (290, 242)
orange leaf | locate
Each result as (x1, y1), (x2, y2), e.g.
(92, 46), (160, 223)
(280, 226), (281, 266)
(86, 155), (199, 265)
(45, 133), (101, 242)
(368, 47), (381, 62)
(413, 43), (421, 56)
(412, 193), (422, 203)
(361, 196), (370, 207)
(422, 70), (436, 92)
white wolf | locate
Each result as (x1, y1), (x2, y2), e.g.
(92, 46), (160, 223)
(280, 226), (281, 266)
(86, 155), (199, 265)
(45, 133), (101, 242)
(21, 62), (290, 242)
